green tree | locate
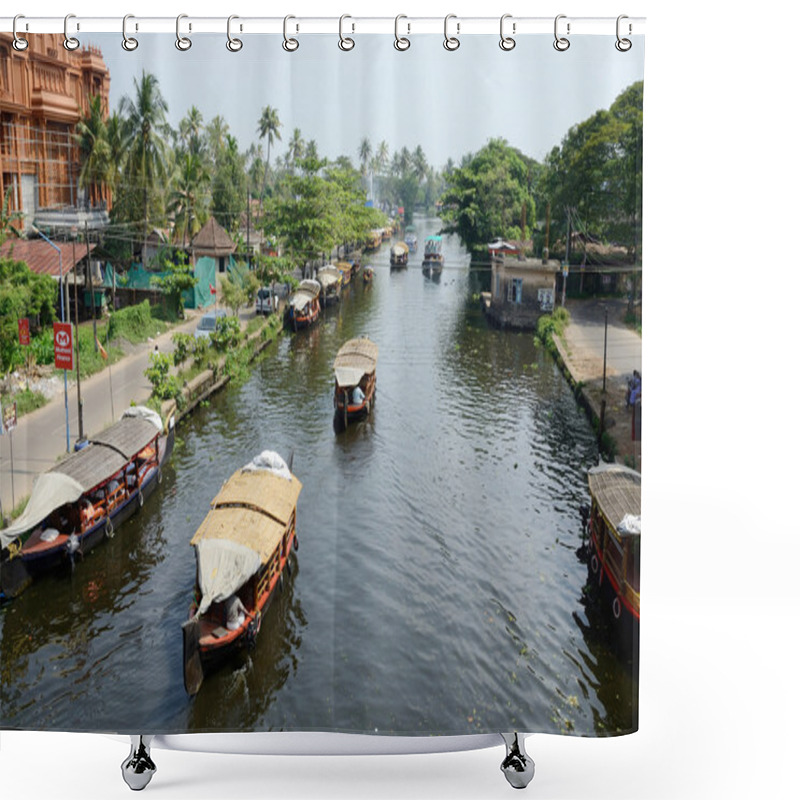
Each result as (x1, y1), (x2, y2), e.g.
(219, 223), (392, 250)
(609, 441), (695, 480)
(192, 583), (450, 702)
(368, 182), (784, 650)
(257, 105), (283, 189)
(170, 152), (210, 244)
(150, 250), (198, 318)
(287, 128), (305, 174)
(75, 94), (111, 207)
(220, 272), (258, 316)
(0, 254), (57, 373)
(211, 135), (247, 230)
(120, 71), (170, 238)
(1, 187), (23, 244)
(440, 138), (536, 250)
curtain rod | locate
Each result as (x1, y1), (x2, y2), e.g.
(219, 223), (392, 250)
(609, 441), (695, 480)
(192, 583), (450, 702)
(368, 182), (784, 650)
(1, 16), (645, 37)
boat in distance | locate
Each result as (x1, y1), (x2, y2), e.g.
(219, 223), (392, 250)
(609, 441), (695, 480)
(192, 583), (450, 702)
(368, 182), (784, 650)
(390, 241), (409, 268)
(333, 337), (378, 429)
(422, 235), (444, 271)
(182, 450), (303, 696)
(0, 407), (175, 601)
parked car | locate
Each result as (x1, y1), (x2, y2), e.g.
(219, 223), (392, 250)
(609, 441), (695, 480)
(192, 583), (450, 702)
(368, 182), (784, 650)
(194, 309), (228, 339)
(255, 286), (277, 315)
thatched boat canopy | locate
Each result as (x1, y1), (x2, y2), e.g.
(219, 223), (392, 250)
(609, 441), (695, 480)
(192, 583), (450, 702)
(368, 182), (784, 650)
(334, 338), (378, 388)
(587, 463), (641, 537)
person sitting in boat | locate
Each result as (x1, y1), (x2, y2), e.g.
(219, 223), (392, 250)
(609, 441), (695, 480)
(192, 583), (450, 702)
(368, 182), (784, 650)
(351, 385), (365, 406)
(225, 594), (254, 631)
(79, 498), (95, 526)
(125, 462), (137, 489)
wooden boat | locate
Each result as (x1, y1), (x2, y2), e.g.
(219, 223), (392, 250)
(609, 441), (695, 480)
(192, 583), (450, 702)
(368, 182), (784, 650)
(583, 463), (641, 625)
(363, 267), (374, 284)
(364, 230), (383, 252)
(404, 229), (418, 253)
(390, 241), (409, 268)
(422, 235), (444, 271)
(182, 451), (302, 695)
(333, 337), (378, 427)
(0, 407), (175, 600)
(286, 279), (321, 330)
(336, 261), (353, 286)
(381, 226), (392, 242)
(317, 266), (342, 306)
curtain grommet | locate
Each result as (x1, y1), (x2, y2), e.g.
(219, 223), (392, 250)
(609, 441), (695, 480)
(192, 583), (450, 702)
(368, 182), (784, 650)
(283, 15), (299, 52)
(338, 14), (355, 51)
(122, 14), (138, 51)
(499, 14), (515, 51)
(12, 14), (28, 51)
(394, 15), (411, 51)
(176, 14), (192, 51)
(226, 15), (243, 52)
(554, 15), (570, 52)
(443, 14), (460, 51)
(64, 13), (80, 51)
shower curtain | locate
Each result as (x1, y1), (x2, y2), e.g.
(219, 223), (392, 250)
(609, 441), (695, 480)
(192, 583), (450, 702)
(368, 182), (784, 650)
(0, 21), (644, 748)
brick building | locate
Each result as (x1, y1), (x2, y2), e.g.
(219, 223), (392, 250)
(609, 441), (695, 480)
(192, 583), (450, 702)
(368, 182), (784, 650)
(0, 34), (111, 233)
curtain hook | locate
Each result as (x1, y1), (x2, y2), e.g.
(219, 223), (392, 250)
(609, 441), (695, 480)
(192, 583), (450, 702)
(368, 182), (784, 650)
(339, 15), (355, 51)
(122, 14), (138, 51)
(64, 13), (80, 51)
(499, 14), (515, 51)
(226, 15), (243, 52)
(554, 14), (570, 51)
(443, 14), (460, 51)
(283, 15), (299, 51)
(615, 15), (632, 51)
(12, 15), (28, 51)
(394, 15), (410, 51)
(176, 14), (192, 51)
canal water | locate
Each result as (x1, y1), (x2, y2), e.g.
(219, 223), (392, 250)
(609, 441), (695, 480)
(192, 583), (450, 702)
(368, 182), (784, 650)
(0, 218), (636, 737)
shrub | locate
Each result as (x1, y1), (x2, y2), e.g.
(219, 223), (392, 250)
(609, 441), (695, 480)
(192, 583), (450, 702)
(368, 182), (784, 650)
(171, 332), (195, 367)
(144, 350), (174, 399)
(210, 316), (242, 351)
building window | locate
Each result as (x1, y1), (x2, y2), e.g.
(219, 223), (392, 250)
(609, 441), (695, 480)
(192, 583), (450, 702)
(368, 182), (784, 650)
(507, 278), (523, 304)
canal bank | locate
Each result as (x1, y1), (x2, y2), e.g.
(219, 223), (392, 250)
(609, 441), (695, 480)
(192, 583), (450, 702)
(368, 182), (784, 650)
(551, 298), (642, 468)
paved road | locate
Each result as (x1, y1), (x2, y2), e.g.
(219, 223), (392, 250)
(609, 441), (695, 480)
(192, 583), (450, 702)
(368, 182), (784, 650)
(560, 298), (642, 384)
(0, 312), (201, 516)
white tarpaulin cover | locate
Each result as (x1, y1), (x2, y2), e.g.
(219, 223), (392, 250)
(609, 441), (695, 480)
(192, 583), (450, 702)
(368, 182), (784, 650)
(0, 472), (84, 548)
(122, 405), (163, 432)
(195, 538), (262, 615)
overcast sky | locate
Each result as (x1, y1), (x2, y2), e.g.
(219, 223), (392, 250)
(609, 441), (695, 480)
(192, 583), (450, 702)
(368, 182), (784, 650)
(91, 32), (644, 170)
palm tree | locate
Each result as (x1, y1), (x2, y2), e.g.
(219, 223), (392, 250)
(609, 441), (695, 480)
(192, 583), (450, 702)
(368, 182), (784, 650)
(411, 145), (428, 181)
(287, 127), (305, 173)
(169, 152), (210, 245)
(206, 115), (230, 165)
(75, 94), (111, 208)
(257, 105), (282, 190)
(179, 106), (204, 157)
(105, 110), (126, 197)
(120, 71), (170, 238)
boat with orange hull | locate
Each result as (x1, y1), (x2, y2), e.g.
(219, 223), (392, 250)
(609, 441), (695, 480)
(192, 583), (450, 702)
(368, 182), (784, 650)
(333, 337), (378, 429)
(0, 407), (174, 600)
(182, 451), (303, 695)
(286, 279), (321, 330)
(582, 463), (640, 631)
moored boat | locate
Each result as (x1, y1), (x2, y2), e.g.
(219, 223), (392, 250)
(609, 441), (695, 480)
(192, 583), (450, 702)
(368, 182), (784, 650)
(583, 463), (641, 627)
(286, 279), (321, 330)
(0, 407), (175, 600)
(336, 261), (353, 286)
(182, 450), (302, 695)
(390, 241), (409, 268)
(363, 267), (374, 284)
(333, 337), (378, 428)
(317, 265), (342, 306)
(422, 235), (444, 271)
(365, 230), (383, 252)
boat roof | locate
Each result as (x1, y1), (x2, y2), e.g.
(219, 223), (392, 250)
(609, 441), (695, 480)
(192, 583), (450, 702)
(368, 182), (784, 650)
(297, 279), (321, 296)
(317, 269), (341, 288)
(335, 261), (353, 273)
(425, 235), (442, 241)
(587, 463), (641, 537)
(334, 337), (378, 387)
(392, 242), (409, 254)
(0, 408), (162, 546)
(190, 466), (303, 563)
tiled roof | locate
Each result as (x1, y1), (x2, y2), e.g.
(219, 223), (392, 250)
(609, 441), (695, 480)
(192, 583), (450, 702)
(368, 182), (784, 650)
(0, 239), (96, 277)
(191, 217), (234, 255)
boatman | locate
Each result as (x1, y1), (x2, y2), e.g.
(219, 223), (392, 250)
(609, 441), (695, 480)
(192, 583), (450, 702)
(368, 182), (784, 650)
(351, 385), (365, 406)
(225, 594), (254, 631)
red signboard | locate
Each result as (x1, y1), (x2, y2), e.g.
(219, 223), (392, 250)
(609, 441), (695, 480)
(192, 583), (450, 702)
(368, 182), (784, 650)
(53, 321), (74, 370)
(18, 318), (30, 346)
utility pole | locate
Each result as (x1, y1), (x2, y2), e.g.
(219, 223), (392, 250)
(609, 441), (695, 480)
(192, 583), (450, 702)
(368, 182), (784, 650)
(599, 306), (608, 447)
(72, 232), (84, 441)
(86, 220), (98, 352)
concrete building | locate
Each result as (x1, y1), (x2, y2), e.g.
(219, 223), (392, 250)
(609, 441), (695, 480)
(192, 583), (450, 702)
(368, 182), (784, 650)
(0, 34), (111, 233)
(487, 252), (561, 330)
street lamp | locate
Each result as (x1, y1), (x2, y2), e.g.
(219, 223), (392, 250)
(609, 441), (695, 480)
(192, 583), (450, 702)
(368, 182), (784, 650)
(32, 226), (70, 453)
